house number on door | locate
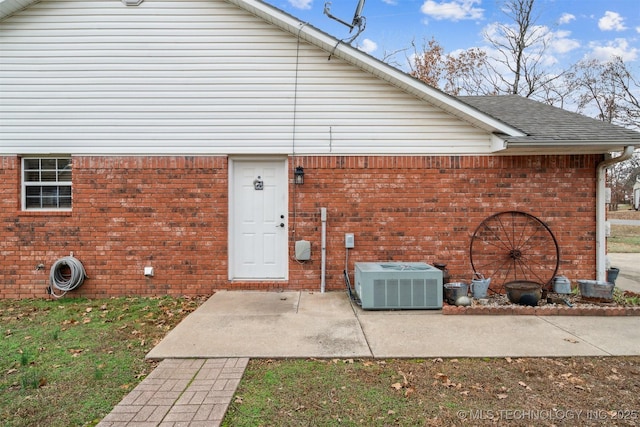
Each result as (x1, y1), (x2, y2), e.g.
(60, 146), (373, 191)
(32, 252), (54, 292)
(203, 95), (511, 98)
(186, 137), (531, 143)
(253, 176), (264, 190)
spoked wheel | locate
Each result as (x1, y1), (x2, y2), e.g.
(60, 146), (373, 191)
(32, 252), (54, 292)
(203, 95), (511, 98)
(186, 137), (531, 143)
(470, 211), (559, 292)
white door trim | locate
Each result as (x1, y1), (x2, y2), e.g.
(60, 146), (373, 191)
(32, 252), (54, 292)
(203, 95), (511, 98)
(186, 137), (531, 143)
(228, 157), (288, 280)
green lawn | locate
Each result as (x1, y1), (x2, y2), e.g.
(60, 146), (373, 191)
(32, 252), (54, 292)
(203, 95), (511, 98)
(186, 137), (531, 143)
(0, 297), (202, 427)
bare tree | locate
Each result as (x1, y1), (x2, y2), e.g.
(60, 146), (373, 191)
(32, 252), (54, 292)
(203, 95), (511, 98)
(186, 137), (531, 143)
(567, 56), (640, 131)
(408, 38), (490, 96)
(607, 152), (640, 210)
(481, 0), (564, 97)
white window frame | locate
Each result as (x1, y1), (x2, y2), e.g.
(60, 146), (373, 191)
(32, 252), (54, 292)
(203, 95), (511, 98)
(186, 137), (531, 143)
(21, 157), (72, 211)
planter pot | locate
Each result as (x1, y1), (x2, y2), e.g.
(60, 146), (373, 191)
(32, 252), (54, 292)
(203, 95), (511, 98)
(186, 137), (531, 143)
(504, 281), (542, 306)
(578, 280), (615, 301)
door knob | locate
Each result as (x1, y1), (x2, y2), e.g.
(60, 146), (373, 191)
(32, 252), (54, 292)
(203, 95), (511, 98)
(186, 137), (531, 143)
(276, 223), (285, 228)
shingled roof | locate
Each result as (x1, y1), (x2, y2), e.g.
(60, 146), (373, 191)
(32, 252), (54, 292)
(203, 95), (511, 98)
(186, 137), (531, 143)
(460, 95), (640, 154)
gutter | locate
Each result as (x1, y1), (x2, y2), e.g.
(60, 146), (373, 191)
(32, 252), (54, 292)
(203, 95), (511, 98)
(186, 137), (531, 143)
(596, 146), (635, 281)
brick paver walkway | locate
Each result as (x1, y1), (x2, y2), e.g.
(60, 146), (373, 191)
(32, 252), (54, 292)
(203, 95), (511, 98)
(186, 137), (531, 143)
(97, 358), (248, 427)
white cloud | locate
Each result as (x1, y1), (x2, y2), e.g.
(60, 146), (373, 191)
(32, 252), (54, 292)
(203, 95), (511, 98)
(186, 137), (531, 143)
(358, 38), (378, 54)
(636, 26), (640, 34)
(421, 0), (483, 22)
(549, 30), (580, 54)
(382, 0), (398, 4)
(558, 13), (575, 25)
(288, 0), (312, 10)
(587, 38), (638, 62)
(598, 11), (627, 31)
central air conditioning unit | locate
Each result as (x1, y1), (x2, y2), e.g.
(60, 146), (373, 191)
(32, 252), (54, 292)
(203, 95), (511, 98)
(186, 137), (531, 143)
(354, 262), (443, 310)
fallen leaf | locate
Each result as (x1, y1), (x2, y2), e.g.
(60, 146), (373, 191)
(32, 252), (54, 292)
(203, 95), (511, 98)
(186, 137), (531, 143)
(405, 387), (415, 397)
(497, 393), (508, 400)
(391, 382), (403, 390)
(459, 390), (469, 396)
(85, 307), (92, 313)
(564, 338), (579, 344)
(432, 358), (443, 363)
(234, 396), (243, 404)
(505, 357), (512, 363)
(518, 381), (532, 390)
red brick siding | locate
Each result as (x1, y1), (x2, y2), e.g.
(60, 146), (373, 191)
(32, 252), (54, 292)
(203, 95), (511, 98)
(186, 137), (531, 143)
(288, 155), (601, 291)
(0, 154), (601, 298)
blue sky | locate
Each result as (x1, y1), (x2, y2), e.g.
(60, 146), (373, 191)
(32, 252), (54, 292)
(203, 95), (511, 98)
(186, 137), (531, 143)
(265, 0), (640, 72)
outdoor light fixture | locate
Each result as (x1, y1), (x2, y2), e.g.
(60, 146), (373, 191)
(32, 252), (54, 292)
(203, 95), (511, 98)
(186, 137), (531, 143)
(294, 166), (305, 185)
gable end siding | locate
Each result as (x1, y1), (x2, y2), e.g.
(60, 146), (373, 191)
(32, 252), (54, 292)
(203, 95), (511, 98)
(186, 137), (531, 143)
(0, 0), (491, 155)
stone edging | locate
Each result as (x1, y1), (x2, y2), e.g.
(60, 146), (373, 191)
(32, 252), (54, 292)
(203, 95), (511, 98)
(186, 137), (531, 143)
(442, 304), (640, 316)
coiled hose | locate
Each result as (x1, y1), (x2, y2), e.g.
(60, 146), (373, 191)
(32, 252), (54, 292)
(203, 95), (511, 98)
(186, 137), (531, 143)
(49, 256), (87, 298)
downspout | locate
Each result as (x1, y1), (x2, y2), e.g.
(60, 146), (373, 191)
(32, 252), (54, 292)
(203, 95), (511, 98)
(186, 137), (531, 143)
(596, 146), (635, 281)
(320, 207), (327, 293)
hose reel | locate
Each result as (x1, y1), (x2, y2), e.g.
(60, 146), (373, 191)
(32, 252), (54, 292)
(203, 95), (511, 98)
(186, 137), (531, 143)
(48, 256), (87, 298)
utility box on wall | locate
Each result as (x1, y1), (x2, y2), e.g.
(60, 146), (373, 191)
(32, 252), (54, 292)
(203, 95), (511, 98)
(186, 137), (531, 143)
(295, 240), (311, 261)
(354, 262), (443, 310)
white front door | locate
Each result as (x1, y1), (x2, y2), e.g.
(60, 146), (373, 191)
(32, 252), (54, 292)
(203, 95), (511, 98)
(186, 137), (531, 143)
(229, 159), (288, 280)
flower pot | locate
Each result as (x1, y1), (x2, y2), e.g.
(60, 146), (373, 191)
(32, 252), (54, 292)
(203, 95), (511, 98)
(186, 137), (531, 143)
(504, 281), (542, 306)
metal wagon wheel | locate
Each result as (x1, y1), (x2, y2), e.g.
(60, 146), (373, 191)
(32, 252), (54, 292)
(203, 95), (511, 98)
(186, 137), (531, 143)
(470, 211), (560, 292)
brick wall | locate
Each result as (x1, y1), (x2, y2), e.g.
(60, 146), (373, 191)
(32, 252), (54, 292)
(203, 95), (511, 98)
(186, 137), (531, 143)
(288, 155), (601, 291)
(0, 154), (601, 298)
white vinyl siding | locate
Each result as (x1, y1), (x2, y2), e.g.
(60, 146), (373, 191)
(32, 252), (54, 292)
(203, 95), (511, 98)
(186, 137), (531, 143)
(0, 0), (492, 155)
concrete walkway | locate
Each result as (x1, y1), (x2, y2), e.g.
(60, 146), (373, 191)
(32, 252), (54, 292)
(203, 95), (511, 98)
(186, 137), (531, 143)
(99, 254), (640, 426)
(147, 290), (640, 360)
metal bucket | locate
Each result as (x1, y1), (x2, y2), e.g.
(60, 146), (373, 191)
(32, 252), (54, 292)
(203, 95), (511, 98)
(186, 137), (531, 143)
(578, 280), (615, 301)
(444, 282), (468, 304)
(553, 275), (571, 294)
